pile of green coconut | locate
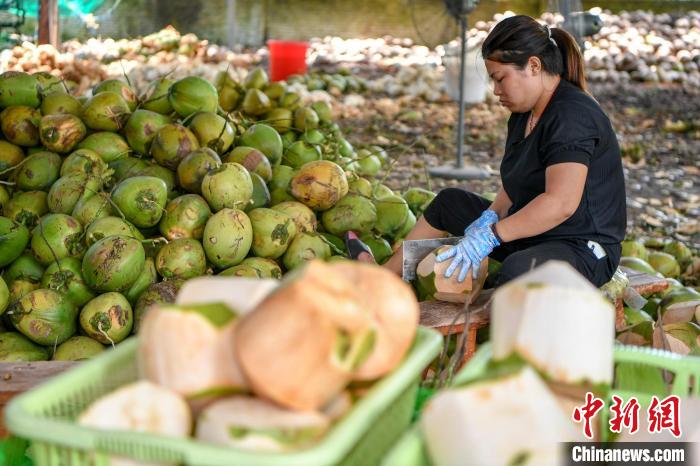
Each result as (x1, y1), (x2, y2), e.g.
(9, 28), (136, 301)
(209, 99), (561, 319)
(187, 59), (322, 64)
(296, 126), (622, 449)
(617, 238), (700, 355)
(0, 67), (436, 363)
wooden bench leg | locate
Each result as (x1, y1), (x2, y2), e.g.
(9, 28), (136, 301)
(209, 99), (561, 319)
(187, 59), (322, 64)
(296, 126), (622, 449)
(458, 326), (478, 370)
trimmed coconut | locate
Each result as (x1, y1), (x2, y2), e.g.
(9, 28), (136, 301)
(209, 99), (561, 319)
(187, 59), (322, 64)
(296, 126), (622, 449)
(492, 261), (615, 385)
(330, 261), (418, 380)
(176, 276), (278, 314)
(138, 303), (248, 399)
(195, 396), (329, 452)
(421, 367), (581, 466)
(78, 381), (190, 466)
(415, 245), (488, 304)
(235, 260), (375, 410)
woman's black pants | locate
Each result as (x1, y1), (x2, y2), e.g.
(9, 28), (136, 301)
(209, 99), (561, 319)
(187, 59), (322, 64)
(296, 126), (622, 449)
(422, 188), (620, 288)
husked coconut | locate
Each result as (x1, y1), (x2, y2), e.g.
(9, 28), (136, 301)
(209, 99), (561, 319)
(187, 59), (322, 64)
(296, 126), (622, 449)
(235, 260), (376, 410)
(175, 276), (279, 314)
(195, 396), (329, 452)
(415, 246), (488, 303)
(79, 380), (190, 466)
(491, 261), (615, 385)
(138, 303), (247, 399)
(421, 367), (581, 466)
(330, 261), (418, 380)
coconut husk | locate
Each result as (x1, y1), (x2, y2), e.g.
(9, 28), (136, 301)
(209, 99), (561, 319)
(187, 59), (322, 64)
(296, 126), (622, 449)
(416, 246), (488, 304)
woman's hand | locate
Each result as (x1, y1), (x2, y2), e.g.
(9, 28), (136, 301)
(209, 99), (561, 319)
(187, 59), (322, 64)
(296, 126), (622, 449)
(495, 162), (588, 242)
(436, 215), (501, 282)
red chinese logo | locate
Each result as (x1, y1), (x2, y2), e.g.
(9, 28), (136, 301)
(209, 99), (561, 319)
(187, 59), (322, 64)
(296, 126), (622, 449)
(572, 392), (605, 439)
(648, 395), (681, 438)
(609, 395), (640, 434)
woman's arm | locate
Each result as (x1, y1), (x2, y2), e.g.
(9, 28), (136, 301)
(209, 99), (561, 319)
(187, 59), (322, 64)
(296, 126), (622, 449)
(488, 187), (513, 220)
(493, 162), (588, 242)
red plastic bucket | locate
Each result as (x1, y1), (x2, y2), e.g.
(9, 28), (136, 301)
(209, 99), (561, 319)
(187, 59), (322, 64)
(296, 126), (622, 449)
(268, 40), (309, 82)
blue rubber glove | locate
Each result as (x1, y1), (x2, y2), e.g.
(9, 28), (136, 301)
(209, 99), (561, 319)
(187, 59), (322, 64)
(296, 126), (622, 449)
(436, 212), (501, 282)
(468, 209), (499, 231)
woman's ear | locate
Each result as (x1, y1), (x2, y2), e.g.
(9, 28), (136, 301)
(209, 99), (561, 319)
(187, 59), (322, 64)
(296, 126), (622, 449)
(528, 56), (542, 75)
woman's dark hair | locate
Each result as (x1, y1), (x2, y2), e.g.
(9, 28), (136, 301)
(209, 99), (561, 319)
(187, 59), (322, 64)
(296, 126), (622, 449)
(481, 15), (588, 92)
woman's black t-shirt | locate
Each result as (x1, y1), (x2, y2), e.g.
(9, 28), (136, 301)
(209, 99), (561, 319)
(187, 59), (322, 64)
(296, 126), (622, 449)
(500, 79), (626, 254)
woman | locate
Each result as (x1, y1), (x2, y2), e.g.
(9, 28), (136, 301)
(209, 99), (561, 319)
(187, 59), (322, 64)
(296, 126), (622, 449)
(350, 15), (626, 288)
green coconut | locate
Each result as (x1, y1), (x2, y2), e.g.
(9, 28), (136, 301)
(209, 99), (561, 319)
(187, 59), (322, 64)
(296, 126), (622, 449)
(139, 163), (177, 198)
(85, 216), (143, 246)
(0, 276), (8, 316)
(624, 307), (654, 326)
(224, 146), (273, 182)
(244, 67), (269, 90)
(648, 251), (681, 278)
(395, 209), (417, 239)
(282, 233), (332, 270)
(188, 112), (235, 154)
(0, 106), (41, 147)
(41, 257), (95, 308)
(663, 241), (693, 269)
(168, 76), (219, 117)
(264, 107), (293, 134)
(13, 150), (61, 191)
(0, 71), (41, 108)
(133, 280), (183, 333)
(155, 238), (207, 280)
(373, 194), (410, 237)
(79, 292), (133, 344)
(219, 264), (261, 278)
(360, 234), (393, 265)
(8, 288), (77, 345)
(269, 165), (296, 192)
(271, 201), (317, 233)
(310, 101), (333, 125)
(72, 192), (114, 226)
(248, 208), (297, 259)
(621, 240), (649, 261)
(239, 124), (283, 166)
(30, 214), (84, 266)
(151, 123), (200, 170)
(355, 149), (382, 177)
(76, 132), (131, 163)
(38, 114), (86, 153)
(93, 79), (138, 111)
(216, 71), (243, 112)
(293, 107), (320, 132)
(33, 72), (67, 95)
(159, 194), (212, 240)
(82, 91), (131, 131)
(4, 191), (47, 229)
(241, 257), (283, 279)
(52, 336), (105, 361)
(319, 232), (346, 255)
(40, 92), (82, 117)
(347, 176), (373, 198)
(201, 162), (253, 212)
(620, 256), (657, 275)
(0, 217), (29, 267)
(7, 279), (40, 306)
(279, 91), (302, 111)
(302, 129), (325, 146)
(202, 208), (253, 268)
(124, 257), (157, 304)
(108, 157), (149, 186)
(321, 194), (377, 236)
(290, 160), (348, 211)
(248, 172), (271, 210)
(403, 187), (436, 216)
(281, 131), (297, 150)
(111, 176), (168, 228)
(264, 81), (286, 100)
(242, 89), (272, 116)
(283, 141), (321, 169)
(124, 109), (172, 156)
(47, 174), (100, 215)
(0, 332), (48, 362)
(61, 148), (110, 180)
(139, 78), (174, 115)
(371, 182), (394, 198)
(176, 147), (222, 194)
(82, 235), (146, 292)
(3, 253), (44, 284)
(0, 140), (25, 173)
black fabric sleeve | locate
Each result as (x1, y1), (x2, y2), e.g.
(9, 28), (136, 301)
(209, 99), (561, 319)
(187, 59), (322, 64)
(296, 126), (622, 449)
(538, 106), (599, 167)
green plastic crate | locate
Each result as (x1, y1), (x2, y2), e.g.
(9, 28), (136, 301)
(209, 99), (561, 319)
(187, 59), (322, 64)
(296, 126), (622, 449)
(381, 343), (700, 466)
(5, 327), (443, 466)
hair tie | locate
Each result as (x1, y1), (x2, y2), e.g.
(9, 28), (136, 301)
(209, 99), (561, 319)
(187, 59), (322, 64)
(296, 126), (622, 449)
(545, 24), (558, 47)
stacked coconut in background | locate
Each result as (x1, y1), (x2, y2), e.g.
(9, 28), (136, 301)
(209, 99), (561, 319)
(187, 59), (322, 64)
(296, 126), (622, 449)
(0, 66), (436, 362)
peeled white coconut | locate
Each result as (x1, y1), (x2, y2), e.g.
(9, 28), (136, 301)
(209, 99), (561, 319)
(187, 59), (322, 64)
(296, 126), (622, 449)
(78, 381), (191, 466)
(415, 246), (488, 303)
(235, 260), (375, 410)
(421, 367), (581, 466)
(138, 302), (247, 399)
(330, 261), (418, 380)
(175, 276), (279, 314)
(491, 261), (615, 385)
(195, 396), (330, 452)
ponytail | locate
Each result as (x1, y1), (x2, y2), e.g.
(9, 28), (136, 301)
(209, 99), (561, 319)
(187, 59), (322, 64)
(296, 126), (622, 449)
(550, 27), (588, 93)
(482, 15), (589, 93)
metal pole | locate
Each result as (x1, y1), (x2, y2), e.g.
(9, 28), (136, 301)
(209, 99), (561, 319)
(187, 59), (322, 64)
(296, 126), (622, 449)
(455, 14), (467, 169)
(227, 0), (237, 50)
